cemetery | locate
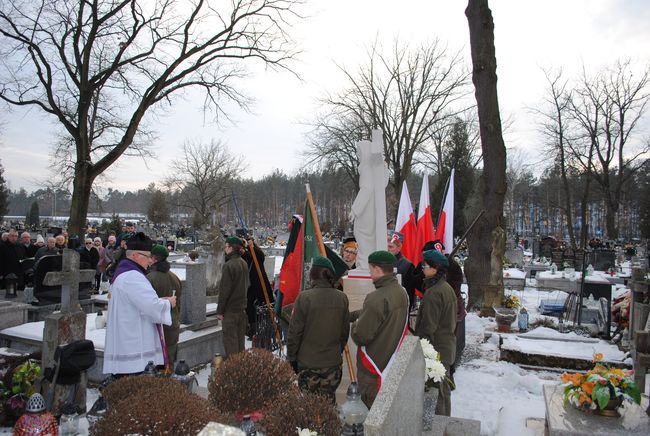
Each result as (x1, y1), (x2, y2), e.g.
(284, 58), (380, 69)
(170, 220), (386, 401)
(1, 1), (650, 436)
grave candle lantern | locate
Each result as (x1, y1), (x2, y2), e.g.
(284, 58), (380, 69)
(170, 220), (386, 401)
(340, 382), (368, 436)
(13, 393), (58, 436)
(4, 273), (18, 298)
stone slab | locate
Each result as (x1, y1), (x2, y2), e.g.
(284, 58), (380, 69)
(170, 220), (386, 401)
(544, 384), (650, 435)
(421, 415), (481, 436)
(364, 335), (424, 436)
(0, 300), (30, 330)
(182, 262), (207, 325)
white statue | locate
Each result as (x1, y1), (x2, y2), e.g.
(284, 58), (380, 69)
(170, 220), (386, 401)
(350, 130), (389, 271)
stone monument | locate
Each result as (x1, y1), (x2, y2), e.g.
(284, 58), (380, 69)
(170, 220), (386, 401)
(181, 261), (207, 325)
(41, 249), (95, 413)
(350, 129), (389, 271)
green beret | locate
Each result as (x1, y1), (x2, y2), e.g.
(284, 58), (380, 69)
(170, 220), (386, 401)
(151, 244), (169, 259)
(226, 236), (244, 247)
(367, 250), (397, 265)
(311, 255), (334, 273)
(423, 249), (449, 267)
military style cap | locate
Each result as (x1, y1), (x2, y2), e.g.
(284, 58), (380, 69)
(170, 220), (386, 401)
(226, 236), (244, 247)
(423, 249), (449, 267)
(367, 250), (397, 265)
(126, 232), (153, 251)
(151, 244), (169, 259)
(311, 255), (335, 273)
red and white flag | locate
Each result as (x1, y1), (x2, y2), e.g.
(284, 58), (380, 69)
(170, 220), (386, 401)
(415, 172), (435, 265)
(394, 181), (418, 264)
(435, 168), (455, 254)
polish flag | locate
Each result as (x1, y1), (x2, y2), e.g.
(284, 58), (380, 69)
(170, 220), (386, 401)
(415, 173), (435, 266)
(435, 169), (455, 254)
(394, 181), (418, 264)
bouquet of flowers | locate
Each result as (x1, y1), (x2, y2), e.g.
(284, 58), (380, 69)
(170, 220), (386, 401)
(561, 353), (641, 412)
(420, 338), (447, 390)
(503, 294), (520, 310)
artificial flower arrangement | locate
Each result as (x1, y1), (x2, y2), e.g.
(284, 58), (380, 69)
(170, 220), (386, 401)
(420, 338), (449, 390)
(561, 353), (641, 413)
(503, 294), (520, 310)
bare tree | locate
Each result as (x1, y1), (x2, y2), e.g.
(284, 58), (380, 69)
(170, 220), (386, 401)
(568, 61), (650, 240)
(166, 139), (244, 228)
(531, 68), (577, 248)
(304, 39), (470, 214)
(0, 0), (301, 234)
(465, 0), (508, 312)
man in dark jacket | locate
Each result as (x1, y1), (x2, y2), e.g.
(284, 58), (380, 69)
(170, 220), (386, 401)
(35, 237), (58, 261)
(351, 250), (410, 408)
(20, 232), (38, 258)
(147, 244), (183, 363)
(78, 238), (100, 270)
(387, 231), (417, 310)
(288, 256), (349, 403)
(217, 237), (250, 358)
(0, 229), (25, 289)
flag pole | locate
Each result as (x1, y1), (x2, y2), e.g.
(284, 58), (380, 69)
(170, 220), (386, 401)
(305, 183), (357, 383)
(246, 238), (284, 355)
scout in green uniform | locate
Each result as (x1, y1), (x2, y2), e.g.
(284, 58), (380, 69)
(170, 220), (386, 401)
(351, 250), (410, 408)
(415, 249), (457, 416)
(147, 244), (183, 363)
(287, 256), (350, 403)
(217, 237), (250, 358)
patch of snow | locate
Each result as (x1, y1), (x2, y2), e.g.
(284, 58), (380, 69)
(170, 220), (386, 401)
(501, 335), (626, 363)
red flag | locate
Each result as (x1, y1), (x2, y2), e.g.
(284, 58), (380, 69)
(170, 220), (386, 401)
(415, 173), (435, 266)
(435, 169), (455, 254)
(278, 215), (304, 307)
(395, 181), (418, 264)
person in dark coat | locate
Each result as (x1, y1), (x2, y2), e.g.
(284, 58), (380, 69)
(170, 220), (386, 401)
(387, 231), (417, 310)
(0, 229), (25, 289)
(415, 249), (457, 416)
(242, 238), (274, 339)
(35, 237), (58, 261)
(78, 238), (100, 270)
(287, 256), (349, 403)
(217, 237), (250, 358)
(20, 232), (38, 258)
(351, 250), (410, 408)
(147, 244), (183, 363)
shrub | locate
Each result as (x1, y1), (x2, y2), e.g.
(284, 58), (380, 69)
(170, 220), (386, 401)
(262, 389), (341, 436)
(208, 348), (297, 414)
(92, 376), (224, 435)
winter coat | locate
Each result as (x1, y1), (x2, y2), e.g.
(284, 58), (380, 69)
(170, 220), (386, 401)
(147, 260), (183, 351)
(415, 277), (457, 365)
(287, 278), (349, 368)
(217, 252), (250, 315)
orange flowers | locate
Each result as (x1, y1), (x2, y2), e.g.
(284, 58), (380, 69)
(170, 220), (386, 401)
(561, 372), (583, 387)
(592, 352), (603, 362)
(580, 381), (595, 396)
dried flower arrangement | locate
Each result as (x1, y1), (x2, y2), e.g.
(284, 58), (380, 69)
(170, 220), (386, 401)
(92, 376), (224, 435)
(262, 389), (341, 436)
(208, 348), (297, 415)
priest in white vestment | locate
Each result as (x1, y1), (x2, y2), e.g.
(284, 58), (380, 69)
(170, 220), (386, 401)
(103, 232), (177, 375)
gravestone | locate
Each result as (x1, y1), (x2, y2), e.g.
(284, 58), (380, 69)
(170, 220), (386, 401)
(41, 249), (96, 413)
(181, 261), (207, 325)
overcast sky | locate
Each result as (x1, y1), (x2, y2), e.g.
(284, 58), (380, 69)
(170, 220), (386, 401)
(2, 0), (649, 193)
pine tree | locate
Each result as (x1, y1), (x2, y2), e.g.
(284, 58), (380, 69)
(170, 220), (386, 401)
(25, 200), (40, 229)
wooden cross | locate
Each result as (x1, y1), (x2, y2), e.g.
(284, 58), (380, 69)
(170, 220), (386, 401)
(42, 249), (95, 312)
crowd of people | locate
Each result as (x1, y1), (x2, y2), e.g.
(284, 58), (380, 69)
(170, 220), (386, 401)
(3, 221), (463, 417)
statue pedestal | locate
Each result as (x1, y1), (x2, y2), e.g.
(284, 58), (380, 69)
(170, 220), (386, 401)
(342, 274), (373, 312)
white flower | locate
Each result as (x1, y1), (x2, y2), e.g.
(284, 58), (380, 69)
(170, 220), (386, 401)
(420, 338), (439, 360)
(420, 338), (445, 383)
(297, 428), (318, 436)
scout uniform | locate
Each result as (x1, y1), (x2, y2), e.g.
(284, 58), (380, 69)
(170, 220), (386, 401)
(287, 256), (350, 402)
(351, 251), (410, 408)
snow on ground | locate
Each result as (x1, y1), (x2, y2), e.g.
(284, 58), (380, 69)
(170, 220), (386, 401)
(452, 311), (560, 436)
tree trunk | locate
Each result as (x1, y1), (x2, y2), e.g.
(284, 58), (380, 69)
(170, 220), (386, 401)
(465, 0), (508, 312)
(605, 200), (619, 239)
(68, 166), (94, 238)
